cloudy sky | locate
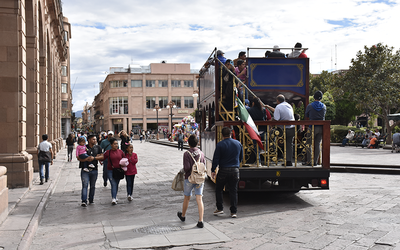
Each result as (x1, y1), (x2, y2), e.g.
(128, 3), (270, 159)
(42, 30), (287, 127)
(63, 0), (399, 112)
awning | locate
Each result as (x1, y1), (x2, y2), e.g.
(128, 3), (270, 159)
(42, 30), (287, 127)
(387, 113), (400, 121)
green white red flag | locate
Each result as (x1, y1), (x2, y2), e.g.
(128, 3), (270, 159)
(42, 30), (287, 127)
(235, 97), (264, 150)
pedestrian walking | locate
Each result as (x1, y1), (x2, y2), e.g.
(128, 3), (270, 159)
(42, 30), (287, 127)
(66, 133), (75, 162)
(125, 144), (138, 201)
(103, 138), (125, 205)
(177, 135), (206, 228)
(305, 91), (326, 166)
(100, 131), (114, 187)
(118, 130), (130, 153)
(37, 134), (53, 185)
(211, 127), (243, 218)
(77, 134), (103, 207)
(177, 130), (184, 151)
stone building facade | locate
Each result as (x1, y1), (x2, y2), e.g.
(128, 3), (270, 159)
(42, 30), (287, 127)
(93, 63), (198, 135)
(0, 0), (71, 193)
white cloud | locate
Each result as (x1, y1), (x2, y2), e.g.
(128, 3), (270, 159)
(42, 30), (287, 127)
(63, 0), (400, 111)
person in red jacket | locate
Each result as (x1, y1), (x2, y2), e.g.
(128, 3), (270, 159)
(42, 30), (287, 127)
(125, 144), (138, 201)
(103, 138), (125, 205)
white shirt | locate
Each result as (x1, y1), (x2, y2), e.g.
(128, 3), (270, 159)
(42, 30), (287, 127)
(274, 101), (295, 128)
(38, 140), (52, 152)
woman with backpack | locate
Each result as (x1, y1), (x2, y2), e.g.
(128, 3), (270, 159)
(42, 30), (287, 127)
(177, 135), (206, 228)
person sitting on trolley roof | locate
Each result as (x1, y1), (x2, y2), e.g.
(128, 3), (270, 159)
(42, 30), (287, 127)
(287, 42), (308, 58)
(267, 45), (286, 58)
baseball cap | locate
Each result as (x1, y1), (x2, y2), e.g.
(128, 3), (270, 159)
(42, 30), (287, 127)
(314, 91), (323, 100)
(217, 50), (224, 56)
(108, 131), (114, 135)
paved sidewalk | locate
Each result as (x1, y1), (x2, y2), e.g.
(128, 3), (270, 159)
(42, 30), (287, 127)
(1, 141), (400, 249)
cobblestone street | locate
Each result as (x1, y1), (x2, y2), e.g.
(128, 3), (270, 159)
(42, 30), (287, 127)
(4, 141), (400, 249)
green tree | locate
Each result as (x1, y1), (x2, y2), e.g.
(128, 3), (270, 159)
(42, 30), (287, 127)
(331, 93), (363, 125)
(336, 43), (400, 142)
(309, 71), (334, 95)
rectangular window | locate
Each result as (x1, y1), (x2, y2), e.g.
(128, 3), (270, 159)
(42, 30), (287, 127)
(171, 80), (180, 87)
(61, 83), (67, 93)
(131, 80), (142, 87)
(64, 31), (68, 42)
(61, 66), (67, 76)
(184, 97), (194, 108)
(171, 96), (181, 108)
(158, 80), (168, 87)
(146, 96), (156, 109)
(159, 96), (168, 108)
(184, 80), (193, 87)
(146, 80), (156, 87)
(62, 100), (68, 109)
(109, 97), (128, 114)
(110, 80), (128, 88)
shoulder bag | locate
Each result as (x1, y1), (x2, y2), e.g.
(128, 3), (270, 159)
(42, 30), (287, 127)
(171, 171), (184, 191)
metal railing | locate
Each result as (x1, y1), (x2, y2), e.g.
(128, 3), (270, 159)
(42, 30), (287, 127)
(215, 120), (331, 169)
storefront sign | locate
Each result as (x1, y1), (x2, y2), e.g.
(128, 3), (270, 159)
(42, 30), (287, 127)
(177, 110), (189, 114)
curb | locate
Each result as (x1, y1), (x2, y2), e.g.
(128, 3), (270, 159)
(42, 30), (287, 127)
(17, 151), (67, 250)
(150, 139), (400, 175)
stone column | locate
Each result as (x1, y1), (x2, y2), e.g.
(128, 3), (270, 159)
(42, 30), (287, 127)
(26, 0), (40, 171)
(0, 0), (33, 188)
(0, 166), (8, 225)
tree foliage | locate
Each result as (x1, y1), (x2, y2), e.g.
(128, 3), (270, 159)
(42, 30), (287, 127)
(309, 71), (334, 95)
(335, 43), (400, 141)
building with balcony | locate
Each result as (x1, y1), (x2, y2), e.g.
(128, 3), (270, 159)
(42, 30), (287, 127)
(0, 0), (71, 192)
(61, 17), (73, 139)
(93, 63), (198, 135)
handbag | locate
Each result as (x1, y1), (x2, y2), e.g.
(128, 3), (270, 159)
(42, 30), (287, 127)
(171, 171), (184, 191)
(110, 156), (125, 180)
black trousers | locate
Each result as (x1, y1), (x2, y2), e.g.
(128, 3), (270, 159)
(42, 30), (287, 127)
(178, 141), (183, 151)
(215, 168), (240, 214)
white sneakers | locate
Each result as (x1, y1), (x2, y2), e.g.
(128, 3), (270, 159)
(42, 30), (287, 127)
(127, 195), (133, 201)
(111, 198), (117, 205)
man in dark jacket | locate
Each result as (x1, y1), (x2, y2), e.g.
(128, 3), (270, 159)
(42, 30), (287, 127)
(305, 91), (326, 165)
(211, 127), (243, 218)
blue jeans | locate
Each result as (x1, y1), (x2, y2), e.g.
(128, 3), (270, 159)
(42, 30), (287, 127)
(215, 168), (240, 214)
(102, 159), (108, 184)
(107, 169), (121, 199)
(342, 138), (349, 146)
(183, 179), (204, 196)
(81, 169), (98, 203)
(126, 174), (136, 196)
(38, 161), (50, 180)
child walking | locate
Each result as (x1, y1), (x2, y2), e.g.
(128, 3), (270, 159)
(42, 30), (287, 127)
(76, 137), (95, 172)
(125, 144), (138, 201)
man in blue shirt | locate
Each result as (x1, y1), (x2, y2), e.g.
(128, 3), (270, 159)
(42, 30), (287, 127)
(211, 127), (243, 218)
(100, 131), (113, 186)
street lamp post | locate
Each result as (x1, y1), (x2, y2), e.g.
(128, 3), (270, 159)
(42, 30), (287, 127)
(166, 101), (176, 139)
(153, 104), (161, 140)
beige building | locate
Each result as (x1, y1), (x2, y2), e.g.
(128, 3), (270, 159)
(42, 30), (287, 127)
(94, 63), (198, 135)
(0, 0), (71, 198)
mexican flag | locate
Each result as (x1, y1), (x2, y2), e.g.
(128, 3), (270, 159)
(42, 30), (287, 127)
(236, 97), (264, 150)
